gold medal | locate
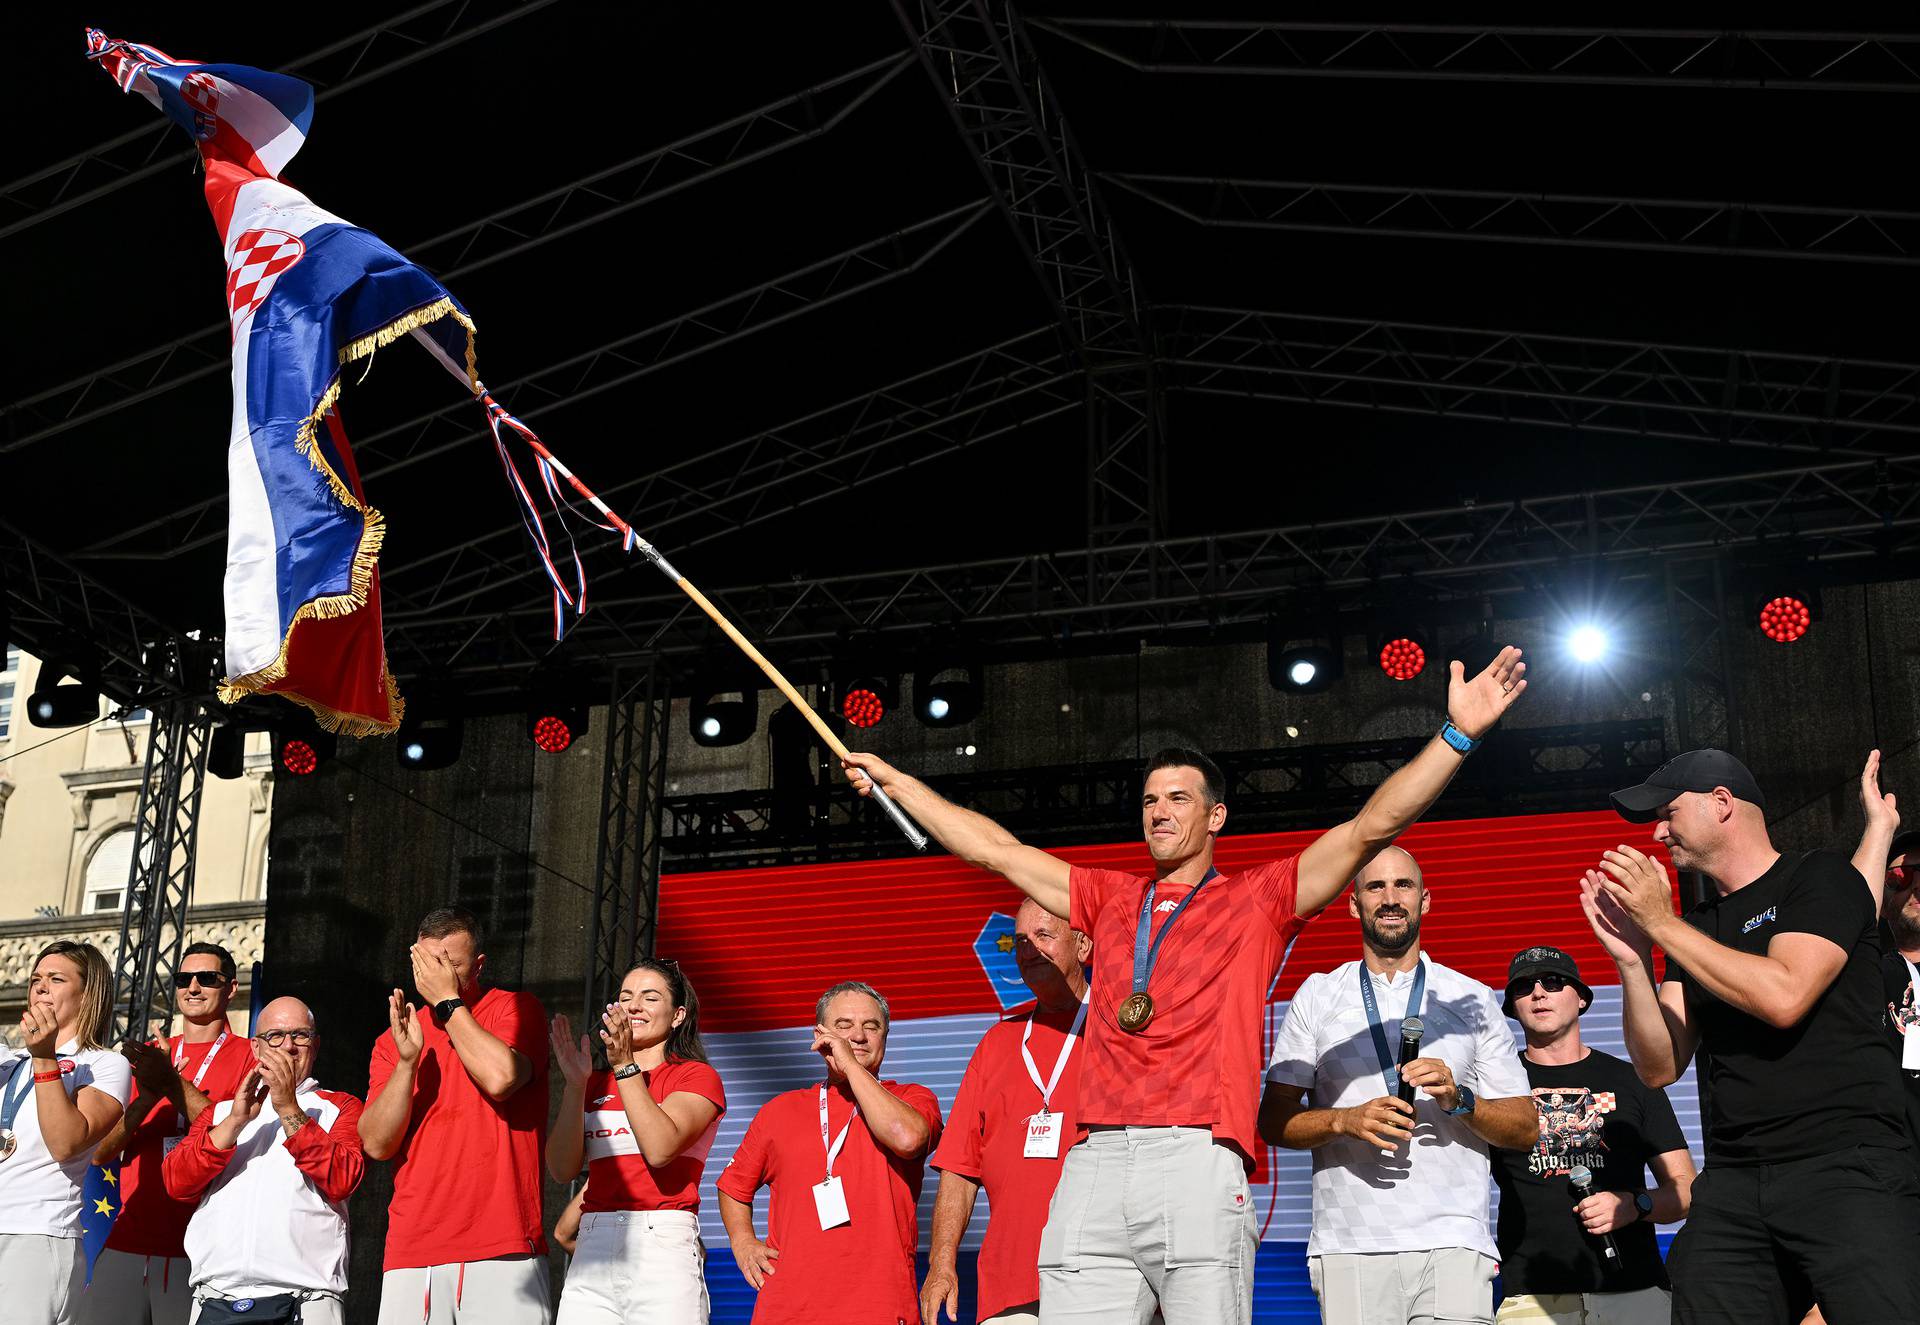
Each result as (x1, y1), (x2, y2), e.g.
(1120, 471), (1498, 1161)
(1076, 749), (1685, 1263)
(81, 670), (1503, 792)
(1117, 992), (1155, 1033)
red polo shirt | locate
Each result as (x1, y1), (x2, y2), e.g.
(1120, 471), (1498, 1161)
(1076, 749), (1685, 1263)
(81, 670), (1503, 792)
(716, 1078), (943, 1325)
(1070, 857), (1305, 1166)
(931, 1000), (1085, 1322)
(368, 987), (549, 1270)
(105, 1027), (256, 1258)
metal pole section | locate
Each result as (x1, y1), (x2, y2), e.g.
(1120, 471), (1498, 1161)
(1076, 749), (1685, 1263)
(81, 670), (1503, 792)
(108, 690), (213, 1043)
(583, 663), (671, 1040)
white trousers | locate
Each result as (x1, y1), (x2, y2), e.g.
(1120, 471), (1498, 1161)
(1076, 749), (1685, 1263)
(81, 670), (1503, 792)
(1494, 1288), (1673, 1325)
(77, 1247), (194, 1325)
(0, 1233), (85, 1325)
(1310, 1248), (1500, 1325)
(555, 1210), (708, 1325)
(378, 1256), (553, 1325)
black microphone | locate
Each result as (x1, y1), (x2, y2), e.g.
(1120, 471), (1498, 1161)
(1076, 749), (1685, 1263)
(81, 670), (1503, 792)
(1568, 1164), (1621, 1268)
(1395, 1016), (1424, 1107)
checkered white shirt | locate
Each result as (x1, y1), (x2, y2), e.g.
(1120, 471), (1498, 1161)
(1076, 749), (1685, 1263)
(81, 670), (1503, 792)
(1265, 954), (1530, 1258)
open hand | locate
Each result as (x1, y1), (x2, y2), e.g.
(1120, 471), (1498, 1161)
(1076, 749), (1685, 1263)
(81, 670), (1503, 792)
(212, 1066), (266, 1148)
(256, 1042), (300, 1111)
(409, 944), (461, 1006)
(21, 1004), (60, 1060)
(122, 1040), (178, 1098)
(1862, 749), (1900, 837)
(599, 1004), (635, 1069)
(550, 1015), (593, 1087)
(1580, 870), (1653, 970)
(1596, 846), (1678, 939)
(1447, 645), (1527, 740)
(389, 990), (424, 1066)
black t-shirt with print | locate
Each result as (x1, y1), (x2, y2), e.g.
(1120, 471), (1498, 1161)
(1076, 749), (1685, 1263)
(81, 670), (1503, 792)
(1664, 850), (1908, 1165)
(1879, 920), (1920, 1157)
(1492, 1048), (1687, 1294)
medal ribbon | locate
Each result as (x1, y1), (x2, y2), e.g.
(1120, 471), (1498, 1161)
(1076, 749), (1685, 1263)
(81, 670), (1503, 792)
(1358, 959), (1427, 1099)
(1131, 867), (1220, 1003)
(2, 1055), (37, 1137)
(1020, 992), (1089, 1113)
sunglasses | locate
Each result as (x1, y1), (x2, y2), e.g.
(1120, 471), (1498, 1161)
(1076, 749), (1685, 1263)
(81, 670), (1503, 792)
(256, 1029), (314, 1048)
(1507, 974), (1573, 1000)
(174, 970), (228, 989)
(1889, 864), (1913, 884)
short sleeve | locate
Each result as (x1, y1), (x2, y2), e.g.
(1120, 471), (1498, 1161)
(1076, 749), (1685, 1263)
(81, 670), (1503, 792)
(1467, 991), (1531, 1100)
(368, 1031), (397, 1100)
(671, 1061), (727, 1113)
(485, 991), (549, 1064)
(930, 1038), (991, 1179)
(894, 1082), (945, 1156)
(1777, 853), (1873, 952)
(1069, 866), (1138, 938)
(1264, 975), (1321, 1090)
(715, 1104), (773, 1205)
(1240, 855), (1303, 933)
(1638, 1081), (1688, 1158)
(78, 1050), (132, 1107)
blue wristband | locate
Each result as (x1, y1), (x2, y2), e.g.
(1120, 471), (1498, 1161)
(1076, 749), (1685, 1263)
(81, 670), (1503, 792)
(1439, 721), (1479, 755)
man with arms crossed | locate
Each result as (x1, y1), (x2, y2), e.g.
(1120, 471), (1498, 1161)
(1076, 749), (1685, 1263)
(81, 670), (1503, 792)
(923, 899), (1092, 1325)
(1259, 847), (1538, 1325)
(1491, 945), (1694, 1325)
(83, 942), (255, 1325)
(847, 644), (1529, 1324)
(361, 908), (551, 1325)
(1584, 749), (1920, 1323)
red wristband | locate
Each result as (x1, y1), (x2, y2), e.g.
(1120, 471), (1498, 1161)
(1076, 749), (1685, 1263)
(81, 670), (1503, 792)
(33, 1069), (64, 1084)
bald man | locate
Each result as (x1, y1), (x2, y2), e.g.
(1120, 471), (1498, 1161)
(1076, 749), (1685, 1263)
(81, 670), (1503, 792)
(163, 998), (366, 1324)
(1260, 847), (1536, 1325)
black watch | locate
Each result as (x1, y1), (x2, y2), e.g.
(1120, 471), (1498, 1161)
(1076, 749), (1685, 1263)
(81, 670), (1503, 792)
(1634, 1191), (1655, 1222)
(432, 997), (464, 1023)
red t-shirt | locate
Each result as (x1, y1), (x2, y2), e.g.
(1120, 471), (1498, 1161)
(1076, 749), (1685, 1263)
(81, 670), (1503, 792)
(368, 987), (549, 1270)
(1070, 857), (1305, 1166)
(930, 1001), (1084, 1322)
(715, 1079), (944, 1325)
(106, 1027), (256, 1258)
(579, 1059), (726, 1214)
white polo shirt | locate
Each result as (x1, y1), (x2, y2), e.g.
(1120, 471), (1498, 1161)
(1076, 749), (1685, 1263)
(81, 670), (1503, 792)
(1265, 953), (1528, 1258)
(0, 1042), (133, 1238)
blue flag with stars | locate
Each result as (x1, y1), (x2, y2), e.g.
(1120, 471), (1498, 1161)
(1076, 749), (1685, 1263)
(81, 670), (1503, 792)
(79, 1157), (120, 1283)
(973, 911), (1033, 1011)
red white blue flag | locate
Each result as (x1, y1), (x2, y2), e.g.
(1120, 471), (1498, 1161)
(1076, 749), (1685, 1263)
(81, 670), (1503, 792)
(87, 31), (592, 734)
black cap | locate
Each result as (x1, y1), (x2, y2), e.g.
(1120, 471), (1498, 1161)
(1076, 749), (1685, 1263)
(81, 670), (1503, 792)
(1503, 946), (1594, 1018)
(1610, 748), (1767, 823)
(1889, 829), (1920, 866)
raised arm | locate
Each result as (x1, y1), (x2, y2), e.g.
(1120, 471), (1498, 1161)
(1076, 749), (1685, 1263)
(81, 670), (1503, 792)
(544, 1016), (591, 1183)
(359, 992), (422, 1161)
(844, 753), (1071, 917)
(817, 1032), (932, 1160)
(1295, 647), (1528, 916)
(412, 949), (532, 1101)
(1852, 749), (1900, 913)
(596, 1008), (723, 1168)
(1581, 869), (1698, 1087)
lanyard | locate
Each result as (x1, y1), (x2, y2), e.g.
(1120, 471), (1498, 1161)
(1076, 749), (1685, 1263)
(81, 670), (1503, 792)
(1020, 993), (1089, 1113)
(818, 1085), (857, 1178)
(1, 1056), (34, 1132)
(1357, 960), (1427, 1099)
(1132, 867), (1219, 997)
(173, 1030), (230, 1091)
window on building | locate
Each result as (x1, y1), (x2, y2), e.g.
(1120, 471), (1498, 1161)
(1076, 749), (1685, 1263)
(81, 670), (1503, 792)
(84, 827), (138, 915)
(0, 646), (19, 741)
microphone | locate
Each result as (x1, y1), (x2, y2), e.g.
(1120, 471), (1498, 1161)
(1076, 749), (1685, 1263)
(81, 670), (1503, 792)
(1395, 1016), (1424, 1107)
(1568, 1164), (1621, 1268)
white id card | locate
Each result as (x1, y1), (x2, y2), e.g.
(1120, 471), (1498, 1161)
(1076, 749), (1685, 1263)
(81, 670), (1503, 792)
(1023, 1110), (1062, 1158)
(813, 1174), (851, 1229)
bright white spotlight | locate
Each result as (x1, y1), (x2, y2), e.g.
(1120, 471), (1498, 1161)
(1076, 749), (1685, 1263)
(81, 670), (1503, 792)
(698, 715), (723, 740)
(403, 742), (426, 763)
(1288, 658), (1318, 687)
(927, 696), (951, 721)
(1568, 625), (1610, 664)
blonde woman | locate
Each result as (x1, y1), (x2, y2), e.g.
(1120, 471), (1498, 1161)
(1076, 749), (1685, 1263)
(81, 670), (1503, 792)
(0, 942), (133, 1325)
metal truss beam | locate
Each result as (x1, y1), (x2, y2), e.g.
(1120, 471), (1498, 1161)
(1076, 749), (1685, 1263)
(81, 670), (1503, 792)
(662, 719), (1668, 866)
(1159, 305), (1920, 456)
(895, 0), (1161, 545)
(1, 0), (563, 243)
(1029, 20), (1920, 91)
(78, 198), (996, 563)
(6, 53), (912, 453)
(0, 518), (206, 707)
(398, 453), (1920, 681)
(1104, 174), (1920, 266)
(584, 664), (669, 1028)
(381, 325), (1080, 623)
(108, 680), (213, 1042)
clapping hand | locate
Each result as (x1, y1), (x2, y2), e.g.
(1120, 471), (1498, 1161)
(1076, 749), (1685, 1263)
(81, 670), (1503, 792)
(550, 1015), (593, 1087)
(388, 990), (424, 1065)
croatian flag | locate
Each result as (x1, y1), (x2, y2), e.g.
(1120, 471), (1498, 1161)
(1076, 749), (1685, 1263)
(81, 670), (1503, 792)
(87, 32), (588, 734)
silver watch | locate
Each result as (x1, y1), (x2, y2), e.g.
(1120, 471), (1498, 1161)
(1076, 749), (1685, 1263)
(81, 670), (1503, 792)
(613, 1063), (644, 1081)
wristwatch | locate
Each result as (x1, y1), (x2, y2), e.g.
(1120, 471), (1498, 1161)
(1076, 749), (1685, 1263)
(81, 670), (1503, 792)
(432, 997), (464, 1023)
(1439, 720), (1480, 755)
(1444, 1085), (1477, 1116)
(1634, 1191), (1655, 1222)
(613, 1063), (644, 1081)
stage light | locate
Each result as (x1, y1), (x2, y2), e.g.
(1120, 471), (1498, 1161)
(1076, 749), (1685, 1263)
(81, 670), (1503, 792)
(27, 659), (99, 728)
(1568, 624), (1610, 665)
(690, 680), (758, 748)
(395, 709), (463, 771)
(525, 679), (588, 755)
(1377, 637), (1427, 682)
(1758, 594), (1813, 644)
(913, 659), (980, 728)
(208, 724), (247, 780)
(1269, 641), (1341, 694)
(838, 673), (897, 729)
(1289, 658), (1317, 686)
(273, 715), (335, 777)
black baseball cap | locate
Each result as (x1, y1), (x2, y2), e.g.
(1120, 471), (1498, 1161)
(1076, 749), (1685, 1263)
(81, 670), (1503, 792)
(1502, 946), (1594, 1018)
(1610, 748), (1767, 823)
(1889, 829), (1920, 866)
